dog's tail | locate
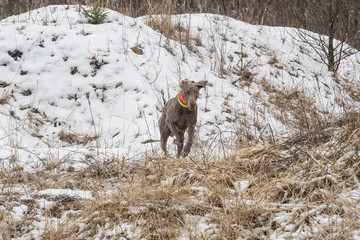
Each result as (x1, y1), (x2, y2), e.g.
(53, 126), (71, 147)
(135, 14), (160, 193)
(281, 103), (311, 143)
(141, 139), (160, 144)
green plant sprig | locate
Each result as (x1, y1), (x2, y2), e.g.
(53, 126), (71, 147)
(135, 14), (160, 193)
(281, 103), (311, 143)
(82, 1), (109, 25)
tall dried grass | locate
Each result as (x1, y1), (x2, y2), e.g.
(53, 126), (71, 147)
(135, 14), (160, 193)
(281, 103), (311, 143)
(1, 116), (360, 239)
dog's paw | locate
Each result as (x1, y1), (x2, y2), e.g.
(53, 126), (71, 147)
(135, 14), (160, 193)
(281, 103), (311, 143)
(180, 150), (188, 157)
(181, 146), (191, 157)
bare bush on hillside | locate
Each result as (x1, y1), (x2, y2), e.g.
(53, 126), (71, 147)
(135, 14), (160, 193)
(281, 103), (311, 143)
(293, 0), (358, 73)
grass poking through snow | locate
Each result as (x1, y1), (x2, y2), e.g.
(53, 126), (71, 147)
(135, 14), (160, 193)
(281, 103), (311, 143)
(2, 116), (360, 239)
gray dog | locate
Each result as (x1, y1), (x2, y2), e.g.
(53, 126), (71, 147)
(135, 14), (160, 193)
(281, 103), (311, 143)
(159, 79), (208, 158)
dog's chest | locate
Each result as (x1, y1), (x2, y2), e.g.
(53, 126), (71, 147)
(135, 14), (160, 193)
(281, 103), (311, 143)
(174, 108), (197, 127)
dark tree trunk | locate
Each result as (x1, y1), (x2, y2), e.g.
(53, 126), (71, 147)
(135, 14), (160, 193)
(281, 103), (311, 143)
(327, 0), (336, 72)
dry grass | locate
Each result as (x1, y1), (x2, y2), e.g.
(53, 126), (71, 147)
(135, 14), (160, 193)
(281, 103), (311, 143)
(145, 14), (199, 62)
(259, 77), (333, 135)
(58, 129), (98, 145)
(1, 116), (360, 239)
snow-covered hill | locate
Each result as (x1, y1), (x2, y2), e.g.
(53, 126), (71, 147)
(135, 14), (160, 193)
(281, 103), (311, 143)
(1, 5), (359, 159)
(1, 5), (360, 239)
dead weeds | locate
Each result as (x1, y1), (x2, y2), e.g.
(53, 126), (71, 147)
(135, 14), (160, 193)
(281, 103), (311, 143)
(58, 129), (98, 145)
(1, 118), (360, 239)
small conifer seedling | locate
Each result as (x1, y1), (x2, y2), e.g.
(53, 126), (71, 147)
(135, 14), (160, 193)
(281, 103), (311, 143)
(82, 1), (109, 24)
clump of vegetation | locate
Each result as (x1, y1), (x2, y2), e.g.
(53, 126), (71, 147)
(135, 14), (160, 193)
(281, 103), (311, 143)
(232, 45), (256, 80)
(81, 1), (109, 25)
(233, 57), (255, 80)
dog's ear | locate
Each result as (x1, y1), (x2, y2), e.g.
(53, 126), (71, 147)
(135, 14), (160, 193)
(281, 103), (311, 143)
(179, 79), (190, 87)
(195, 80), (208, 89)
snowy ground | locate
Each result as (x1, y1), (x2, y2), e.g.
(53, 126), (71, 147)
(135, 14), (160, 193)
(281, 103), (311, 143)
(1, 5), (360, 239)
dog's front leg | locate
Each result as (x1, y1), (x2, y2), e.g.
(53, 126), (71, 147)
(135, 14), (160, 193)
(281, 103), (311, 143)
(176, 131), (185, 158)
(166, 119), (184, 158)
(182, 125), (194, 157)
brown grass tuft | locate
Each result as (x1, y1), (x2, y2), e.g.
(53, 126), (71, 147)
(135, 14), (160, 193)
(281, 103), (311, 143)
(58, 129), (98, 145)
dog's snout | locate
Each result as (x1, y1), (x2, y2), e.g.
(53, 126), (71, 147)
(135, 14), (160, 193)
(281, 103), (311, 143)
(189, 102), (196, 108)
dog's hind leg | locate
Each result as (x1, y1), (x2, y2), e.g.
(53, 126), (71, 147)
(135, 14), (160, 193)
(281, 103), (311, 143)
(160, 127), (171, 157)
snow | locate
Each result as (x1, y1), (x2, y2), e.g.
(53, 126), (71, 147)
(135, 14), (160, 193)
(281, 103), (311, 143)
(350, 189), (360, 200)
(233, 180), (249, 197)
(0, 4), (360, 239)
(354, 230), (360, 240)
(12, 204), (28, 216)
(35, 188), (93, 200)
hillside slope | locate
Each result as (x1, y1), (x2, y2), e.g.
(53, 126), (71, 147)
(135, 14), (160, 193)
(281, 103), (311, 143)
(1, 5), (359, 158)
(0, 5), (360, 239)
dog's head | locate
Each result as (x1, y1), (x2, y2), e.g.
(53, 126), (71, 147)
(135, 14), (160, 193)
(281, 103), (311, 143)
(179, 79), (207, 111)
